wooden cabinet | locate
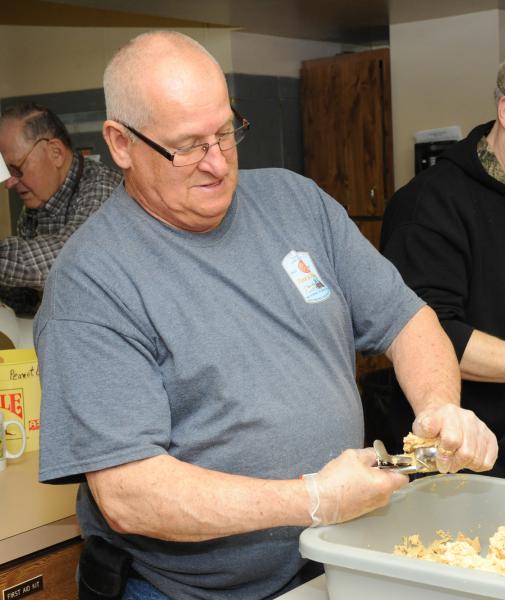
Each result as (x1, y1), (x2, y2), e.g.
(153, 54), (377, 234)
(301, 48), (393, 217)
(0, 538), (81, 600)
(0, 451), (80, 600)
(353, 217), (382, 248)
(301, 49), (394, 380)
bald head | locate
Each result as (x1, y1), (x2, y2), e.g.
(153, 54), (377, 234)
(104, 31), (227, 130)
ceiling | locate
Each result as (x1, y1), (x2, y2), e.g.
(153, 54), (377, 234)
(9, 0), (505, 44)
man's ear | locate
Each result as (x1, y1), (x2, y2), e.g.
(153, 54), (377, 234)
(103, 120), (132, 169)
(47, 138), (68, 168)
(497, 96), (505, 129)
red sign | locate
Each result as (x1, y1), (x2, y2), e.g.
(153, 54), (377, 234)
(0, 389), (24, 419)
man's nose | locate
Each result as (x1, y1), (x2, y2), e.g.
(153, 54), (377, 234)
(198, 141), (229, 174)
(4, 175), (19, 190)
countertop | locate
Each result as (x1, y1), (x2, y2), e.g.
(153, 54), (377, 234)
(0, 450), (80, 564)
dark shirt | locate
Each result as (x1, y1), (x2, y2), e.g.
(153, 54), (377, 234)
(379, 121), (505, 477)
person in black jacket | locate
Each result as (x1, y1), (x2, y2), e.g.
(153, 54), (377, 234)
(378, 61), (505, 477)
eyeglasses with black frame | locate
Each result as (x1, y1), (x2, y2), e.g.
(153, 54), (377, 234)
(119, 107), (250, 167)
(7, 137), (50, 178)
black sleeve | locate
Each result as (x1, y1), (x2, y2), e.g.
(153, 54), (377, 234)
(380, 178), (474, 361)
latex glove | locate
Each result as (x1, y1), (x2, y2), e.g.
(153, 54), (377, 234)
(413, 403), (498, 474)
(302, 448), (408, 527)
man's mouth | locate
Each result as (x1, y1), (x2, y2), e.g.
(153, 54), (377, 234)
(196, 180), (222, 188)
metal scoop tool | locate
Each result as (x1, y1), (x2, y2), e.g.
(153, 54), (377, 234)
(373, 439), (438, 475)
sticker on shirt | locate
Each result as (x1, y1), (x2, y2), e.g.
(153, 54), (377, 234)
(282, 251), (331, 303)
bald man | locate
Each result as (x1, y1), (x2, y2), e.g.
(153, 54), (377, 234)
(0, 103), (121, 315)
(35, 31), (497, 600)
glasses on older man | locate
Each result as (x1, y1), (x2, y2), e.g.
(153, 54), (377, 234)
(119, 107), (250, 168)
(7, 137), (50, 178)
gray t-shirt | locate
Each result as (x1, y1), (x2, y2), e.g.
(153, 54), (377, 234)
(35, 168), (423, 600)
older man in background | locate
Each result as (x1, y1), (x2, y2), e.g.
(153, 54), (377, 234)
(0, 103), (121, 315)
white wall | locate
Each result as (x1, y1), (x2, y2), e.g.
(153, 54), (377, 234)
(0, 26), (347, 100)
(229, 31), (345, 77)
(390, 9), (502, 189)
(0, 25), (235, 99)
(500, 10), (505, 60)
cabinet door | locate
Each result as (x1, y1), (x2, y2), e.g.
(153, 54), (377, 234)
(301, 49), (393, 217)
(353, 217), (382, 249)
(0, 539), (82, 600)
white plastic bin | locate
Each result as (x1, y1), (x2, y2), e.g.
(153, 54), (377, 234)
(300, 474), (505, 600)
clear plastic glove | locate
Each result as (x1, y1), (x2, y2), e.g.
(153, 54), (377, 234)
(413, 404), (498, 474)
(302, 448), (408, 527)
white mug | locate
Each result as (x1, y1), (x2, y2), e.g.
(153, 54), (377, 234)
(0, 152), (10, 183)
(0, 412), (26, 471)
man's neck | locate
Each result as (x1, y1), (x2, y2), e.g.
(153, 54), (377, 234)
(58, 150), (74, 188)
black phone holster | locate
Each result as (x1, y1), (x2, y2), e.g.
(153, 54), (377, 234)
(78, 536), (132, 600)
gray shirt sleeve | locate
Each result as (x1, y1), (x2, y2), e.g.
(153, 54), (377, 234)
(309, 183), (425, 355)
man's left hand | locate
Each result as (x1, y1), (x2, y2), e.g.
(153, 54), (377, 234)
(412, 404), (498, 473)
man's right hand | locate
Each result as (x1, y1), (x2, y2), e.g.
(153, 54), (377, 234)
(303, 448), (408, 526)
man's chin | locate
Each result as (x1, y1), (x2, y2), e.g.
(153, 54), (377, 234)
(22, 198), (44, 209)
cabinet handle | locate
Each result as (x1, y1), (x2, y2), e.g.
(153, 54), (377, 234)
(370, 187), (377, 209)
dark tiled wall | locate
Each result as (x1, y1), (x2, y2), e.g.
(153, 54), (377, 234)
(227, 73), (304, 174)
(2, 75), (304, 175)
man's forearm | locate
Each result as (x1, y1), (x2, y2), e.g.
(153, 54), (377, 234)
(386, 306), (461, 415)
(460, 330), (505, 382)
(384, 308), (497, 474)
(87, 454), (311, 542)
(86, 449), (409, 541)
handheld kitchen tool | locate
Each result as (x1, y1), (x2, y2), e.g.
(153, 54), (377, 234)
(373, 439), (438, 474)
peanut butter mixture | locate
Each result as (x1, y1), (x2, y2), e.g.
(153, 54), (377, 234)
(394, 527), (505, 575)
(395, 435), (505, 573)
(387, 432), (440, 470)
(403, 432), (439, 453)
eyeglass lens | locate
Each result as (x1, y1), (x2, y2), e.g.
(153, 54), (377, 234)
(8, 138), (49, 178)
(172, 121), (248, 167)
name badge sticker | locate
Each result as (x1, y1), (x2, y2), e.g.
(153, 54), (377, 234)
(282, 251), (330, 303)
